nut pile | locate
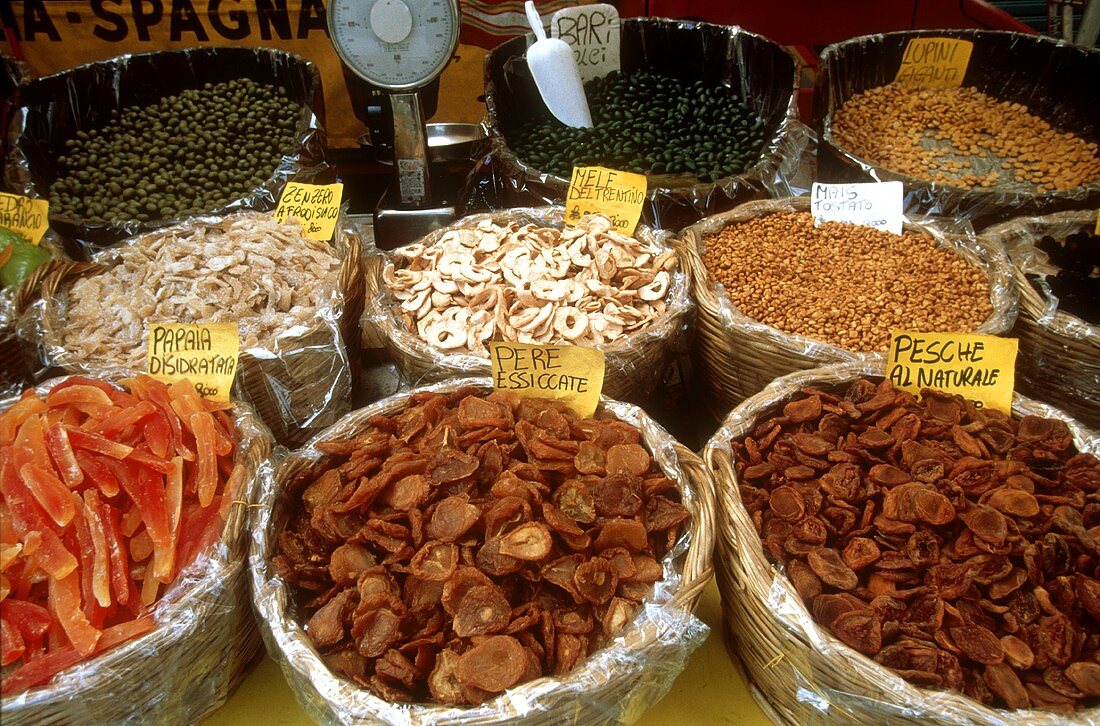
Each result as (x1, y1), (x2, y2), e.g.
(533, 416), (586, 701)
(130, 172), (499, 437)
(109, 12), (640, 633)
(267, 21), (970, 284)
(733, 377), (1100, 711)
(384, 214), (676, 355)
(832, 83), (1100, 192)
(54, 212), (340, 369)
(702, 212), (993, 350)
(49, 78), (302, 224)
(274, 389), (690, 704)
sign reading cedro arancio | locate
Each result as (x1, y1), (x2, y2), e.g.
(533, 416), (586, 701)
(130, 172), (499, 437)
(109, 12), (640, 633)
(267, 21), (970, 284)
(147, 322), (240, 402)
(887, 331), (1018, 414)
(490, 342), (605, 417)
(565, 166), (646, 236)
(0, 193), (49, 245)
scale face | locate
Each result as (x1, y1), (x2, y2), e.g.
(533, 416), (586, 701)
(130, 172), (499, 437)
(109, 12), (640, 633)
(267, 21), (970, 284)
(328, 0), (459, 91)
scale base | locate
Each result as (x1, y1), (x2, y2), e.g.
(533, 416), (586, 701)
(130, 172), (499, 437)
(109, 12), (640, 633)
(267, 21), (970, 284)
(373, 182), (460, 250)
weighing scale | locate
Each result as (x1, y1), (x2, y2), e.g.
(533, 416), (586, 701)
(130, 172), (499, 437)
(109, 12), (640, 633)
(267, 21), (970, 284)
(328, 0), (462, 249)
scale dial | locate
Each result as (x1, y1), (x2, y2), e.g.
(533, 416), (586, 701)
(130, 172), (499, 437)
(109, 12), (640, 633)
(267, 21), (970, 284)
(328, 0), (460, 90)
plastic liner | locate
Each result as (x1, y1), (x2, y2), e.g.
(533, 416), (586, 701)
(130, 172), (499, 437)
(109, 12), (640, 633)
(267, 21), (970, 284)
(1, 54), (32, 180)
(472, 18), (815, 232)
(814, 29), (1100, 228)
(4, 46), (326, 260)
(24, 210), (356, 446)
(360, 207), (693, 402)
(250, 376), (710, 726)
(705, 360), (1100, 726)
(0, 371), (273, 725)
(979, 210), (1099, 429)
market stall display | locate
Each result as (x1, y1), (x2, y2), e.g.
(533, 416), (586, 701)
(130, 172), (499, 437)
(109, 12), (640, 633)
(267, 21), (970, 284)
(479, 18), (811, 230)
(0, 373), (272, 723)
(30, 211), (362, 445)
(981, 210), (1100, 430)
(707, 361), (1100, 724)
(673, 196), (1016, 419)
(816, 30), (1100, 226)
(251, 378), (712, 724)
(363, 209), (691, 401)
(5, 47), (325, 259)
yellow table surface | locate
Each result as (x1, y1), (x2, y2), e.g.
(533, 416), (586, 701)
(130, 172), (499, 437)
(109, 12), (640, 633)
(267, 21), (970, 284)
(208, 578), (773, 725)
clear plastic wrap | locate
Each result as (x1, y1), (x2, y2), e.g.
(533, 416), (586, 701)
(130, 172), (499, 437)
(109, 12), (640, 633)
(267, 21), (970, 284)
(22, 210), (359, 446)
(815, 29), (1100, 228)
(1, 53), (32, 180)
(469, 18), (815, 232)
(360, 207), (693, 402)
(3, 46), (326, 260)
(705, 360), (1100, 726)
(0, 371), (274, 725)
(980, 210), (1099, 429)
(672, 196), (1018, 417)
(250, 376), (711, 726)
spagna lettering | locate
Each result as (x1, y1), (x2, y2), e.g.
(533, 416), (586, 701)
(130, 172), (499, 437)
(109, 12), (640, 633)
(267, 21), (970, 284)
(2, 0), (329, 43)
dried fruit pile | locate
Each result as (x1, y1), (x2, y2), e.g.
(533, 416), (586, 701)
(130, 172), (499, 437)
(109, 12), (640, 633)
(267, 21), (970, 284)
(0, 375), (241, 695)
(732, 377), (1100, 711)
(274, 389), (690, 705)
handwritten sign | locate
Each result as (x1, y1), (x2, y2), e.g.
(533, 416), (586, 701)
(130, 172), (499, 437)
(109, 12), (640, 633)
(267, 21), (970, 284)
(490, 342), (605, 417)
(0, 193), (49, 245)
(551, 3), (620, 83)
(811, 181), (904, 235)
(895, 37), (974, 88)
(887, 331), (1018, 414)
(147, 323), (240, 402)
(565, 166), (646, 235)
(274, 182), (343, 240)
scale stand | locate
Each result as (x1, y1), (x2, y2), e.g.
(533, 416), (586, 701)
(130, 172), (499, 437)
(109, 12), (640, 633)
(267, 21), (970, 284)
(373, 91), (458, 248)
(328, 0), (462, 249)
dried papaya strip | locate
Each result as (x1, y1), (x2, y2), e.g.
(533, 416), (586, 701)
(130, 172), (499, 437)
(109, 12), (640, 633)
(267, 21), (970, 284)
(0, 452), (77, 580)
(127, 376), (193, 462)
(68, 497), (108, 628)
(142, 411), (172, 460)
(126, 448), (174, 475)
(0, 614), (154, 695)
(0, 395), (47, 444)
(111, 458), (173, 583)
(48, 569), (100, 657)
(19, 465), (76, 528)
(12, 415), (53, 474)
(66, 428), (133, 460)
(91, 401), (157, 438)
(166, 456), (184, 563)
(0, 616), (24, 665)
(81, 491), (113, 609)
(0, 599), (52, 642)
(99, 501), (131, 607)
(44, 385), (113, 409)
(53, 377), (137, 408)
(74, 452), (120, 498)
(189, 412), (218, 508)
(44, 423), (83, 488)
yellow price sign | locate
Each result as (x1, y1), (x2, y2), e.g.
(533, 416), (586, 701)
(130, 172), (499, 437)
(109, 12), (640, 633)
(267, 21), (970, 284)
(0, 193), (49, 245)
(895, 37), (974, 88)
(274, 182), (343, 241)
(147, 323), (240, 402)
(565, 166), (646, 236)
(887, 331), (1018, 414)
(490, 342), (606, 417)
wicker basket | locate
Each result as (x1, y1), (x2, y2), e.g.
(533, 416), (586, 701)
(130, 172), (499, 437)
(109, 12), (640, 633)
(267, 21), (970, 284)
(672, 196), (1018, 420)
(980, 210), (1099, 430)
(251, 378), (714, 725)
(705, 360), (1100, 725)
(362, 208), (692, 402)
(0, 374), (273, 725)
(34, 214), (363, 446)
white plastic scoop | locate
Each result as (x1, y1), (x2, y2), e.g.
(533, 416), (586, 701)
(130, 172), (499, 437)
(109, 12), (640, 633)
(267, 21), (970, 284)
(524, 1), (593, 128)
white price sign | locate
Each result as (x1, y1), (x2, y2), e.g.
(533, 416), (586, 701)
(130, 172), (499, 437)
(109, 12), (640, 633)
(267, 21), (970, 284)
(811, 181), (904, 236)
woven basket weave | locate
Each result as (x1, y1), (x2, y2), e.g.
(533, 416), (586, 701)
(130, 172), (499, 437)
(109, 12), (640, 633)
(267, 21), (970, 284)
(0, 375), (273, 725)
(706, 360), (1100, 726)
(35, 215), (363, 446)
(672, 196), (1018, 420)
(980, 210), (1099, 430)
(251, 378), (714, 725)
(362, 208), (692, 402)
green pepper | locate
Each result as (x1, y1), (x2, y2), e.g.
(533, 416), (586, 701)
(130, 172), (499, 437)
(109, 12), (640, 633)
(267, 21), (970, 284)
(0, 242), (51, 290)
